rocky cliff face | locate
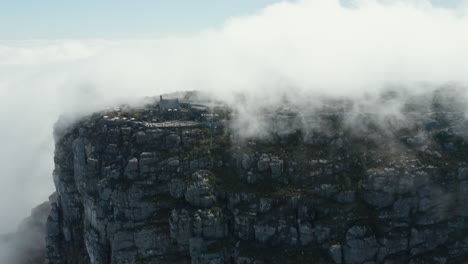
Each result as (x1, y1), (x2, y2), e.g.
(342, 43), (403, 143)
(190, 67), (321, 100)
(45, 101), (467, 264)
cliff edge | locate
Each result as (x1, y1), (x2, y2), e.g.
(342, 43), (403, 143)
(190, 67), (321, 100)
(45, 97), (467, 264)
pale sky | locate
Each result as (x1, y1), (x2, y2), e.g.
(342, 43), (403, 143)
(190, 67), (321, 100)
(0, 0), (465, 39)
(0, 0), (287, 39)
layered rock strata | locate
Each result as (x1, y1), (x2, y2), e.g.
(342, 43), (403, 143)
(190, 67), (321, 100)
(45, 105), (468, 264)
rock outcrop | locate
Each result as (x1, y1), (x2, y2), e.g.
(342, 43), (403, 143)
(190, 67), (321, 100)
(44, 100), (468, 264)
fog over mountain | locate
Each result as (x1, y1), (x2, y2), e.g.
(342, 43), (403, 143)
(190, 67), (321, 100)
(1, 0), (468, 261)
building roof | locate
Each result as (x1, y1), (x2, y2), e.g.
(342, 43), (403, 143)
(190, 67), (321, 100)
(160, 96), (180, 111)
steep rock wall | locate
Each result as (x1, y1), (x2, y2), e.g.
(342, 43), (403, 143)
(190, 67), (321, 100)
(46, 109), (468, 264)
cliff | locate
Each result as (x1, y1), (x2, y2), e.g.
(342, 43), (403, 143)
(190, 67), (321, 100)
(44, 99), (467, 264)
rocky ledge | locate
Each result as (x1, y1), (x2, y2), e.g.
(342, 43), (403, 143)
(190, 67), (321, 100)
(43, 97), (467, 264)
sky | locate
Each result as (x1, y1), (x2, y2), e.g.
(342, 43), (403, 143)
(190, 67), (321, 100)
(0, 0), (468, 255)
(1, 0), (285, 39)
(0, 0), (465, 39)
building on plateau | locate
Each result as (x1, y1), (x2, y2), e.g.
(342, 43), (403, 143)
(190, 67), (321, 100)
(159, 95), (181, 113)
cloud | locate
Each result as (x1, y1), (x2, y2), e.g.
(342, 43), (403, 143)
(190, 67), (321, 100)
(0, 0), (467, 252)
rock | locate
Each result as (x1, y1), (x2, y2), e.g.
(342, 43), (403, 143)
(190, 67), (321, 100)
(313, 226), (331, 244)
(443, 142), (455, 150)
(270, 157), (284, 178)
(169, 209), (192, 245)
(233, 215), (255, 241)
(136, 129), (163, 145)
(190, 158), (213, 171)
(298, 223), (314, 245)
(432, 151), (442, 159)
(346, 226), (368, 240)
(406, 137), (423, 147)
(344, 236), (379, 264)
(257, 154), (270, 172)
(329, 244), (343, 264)
(392, 197), (417, 218)
(135, 131), (147, 144)
(254, 225), (276, 244)
(314, 184), (338, 198)
(185, 171), (217, 208)
(189, 237), (205, 259)
(169, 178), (187, 199)
(410, 227), (448, 255)
(246, 172), (257, 184)
(124, 157), (139, 179)
(456, 181), (468, 216)
(449, 237), (468, 259)
(241, 154), (254, 170)
(166, 133), (181, 148)
(139, 152), (159, 177)
(44, 104), (468, 264)
(200, 210), (226, 239)
(376, 231), (408, 262)
(112, 231), (134, 251)
(336, 191), (356, 203)
(168, 157), (180, 167)
(362, 192), (395, 209)
(258, 198), (272, 213)
(457, 167), (468, 180)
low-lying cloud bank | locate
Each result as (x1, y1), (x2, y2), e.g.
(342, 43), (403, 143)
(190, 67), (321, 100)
(0, 0), (468, 258)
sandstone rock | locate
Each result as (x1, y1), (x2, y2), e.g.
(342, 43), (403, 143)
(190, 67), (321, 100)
(270, 157), (283, 178)
(457, 167), (468, 180)
(329, 244), (343, 264)
(376, 232), (409, 262)
(392, 197), (417, 218)
(362, 192), (395, 209)
(298, 222), (314, 245)
(170, 209), (193, 246)
(241, 154), (254, 170)
(185, 171), (217, 208)
(258, 198), (272, 213)
(166, 133), (181, 148)
(336, 191), (356, 203)
(254, 225), (276, 244)
(44, 105), (468, 264)
(344, 236), (379, 264)
(200, 210), (226, 239)
(124, 157), (139, 179)
(410, 227), (448, 256)
(257, 154), (270, 172)
(246, 172), (257, 184)
(170, 178), (187, 199)
(346, 226), (368, 240)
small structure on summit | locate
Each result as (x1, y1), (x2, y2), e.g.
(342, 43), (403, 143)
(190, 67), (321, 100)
(159, 95), (181, 113)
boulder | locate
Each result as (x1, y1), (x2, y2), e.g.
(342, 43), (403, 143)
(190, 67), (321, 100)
(257, 154), (270, 172)
(185, 171), (217, 208)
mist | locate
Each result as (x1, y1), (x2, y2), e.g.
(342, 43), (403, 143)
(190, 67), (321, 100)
(1, 0), (468, 259)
